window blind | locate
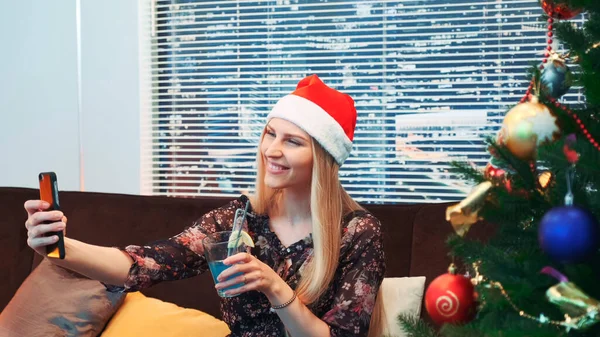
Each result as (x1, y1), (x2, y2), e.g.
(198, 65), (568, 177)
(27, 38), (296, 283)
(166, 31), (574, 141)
(143, 0), (583, 203)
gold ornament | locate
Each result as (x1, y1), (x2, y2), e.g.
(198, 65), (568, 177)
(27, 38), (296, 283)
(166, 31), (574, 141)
(547, 282), (600, 330)
(538, 170), (554, 190)
(446, 181), (493, 237)
(497, 97), (561, 160)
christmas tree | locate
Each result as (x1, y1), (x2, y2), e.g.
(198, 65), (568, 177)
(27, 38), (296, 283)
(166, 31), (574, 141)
(398, 1), (600, 336)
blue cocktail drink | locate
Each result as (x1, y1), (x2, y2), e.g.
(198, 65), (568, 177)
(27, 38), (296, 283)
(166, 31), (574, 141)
(202, 231), (250, 298)
(208, 260), (244, 297)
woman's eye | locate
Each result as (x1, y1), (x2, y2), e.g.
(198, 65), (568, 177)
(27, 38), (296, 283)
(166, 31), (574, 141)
(288, 139), (301, 145)
(266, 131), (275, 137)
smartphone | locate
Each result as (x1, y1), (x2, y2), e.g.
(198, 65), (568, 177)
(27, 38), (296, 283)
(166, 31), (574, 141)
(38, 172), (66, 259)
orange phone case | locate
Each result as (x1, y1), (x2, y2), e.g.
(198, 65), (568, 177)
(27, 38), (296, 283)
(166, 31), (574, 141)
(39, 172), (65, 259)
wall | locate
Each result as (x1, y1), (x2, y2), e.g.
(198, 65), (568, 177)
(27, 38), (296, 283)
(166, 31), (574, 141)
(0, 0), (141, 195)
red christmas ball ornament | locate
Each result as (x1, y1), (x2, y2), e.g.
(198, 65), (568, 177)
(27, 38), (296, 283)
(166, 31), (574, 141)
(563, 133), (580, 164)
(425, 265), (477, 325)
(540, 0), (583, 20)
(484, 162), (507, 186)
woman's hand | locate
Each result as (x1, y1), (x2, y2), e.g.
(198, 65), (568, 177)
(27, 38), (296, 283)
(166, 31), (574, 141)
(24, 200), (67, 256)
(215, 253), (286, 299)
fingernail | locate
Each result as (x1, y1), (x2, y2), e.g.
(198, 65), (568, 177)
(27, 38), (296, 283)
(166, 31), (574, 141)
(42, 201), (50, 208)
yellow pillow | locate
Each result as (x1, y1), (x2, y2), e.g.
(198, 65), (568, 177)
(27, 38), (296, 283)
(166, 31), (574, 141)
(101, 292), (230, 337)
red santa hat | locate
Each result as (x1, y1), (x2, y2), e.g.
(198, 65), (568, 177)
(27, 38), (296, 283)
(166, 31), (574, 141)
(267, 74), (357, 165)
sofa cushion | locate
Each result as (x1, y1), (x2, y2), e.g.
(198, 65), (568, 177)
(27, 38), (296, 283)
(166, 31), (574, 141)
(0, 259), (124, 337)
(101, 292), (230, 337)
(379, 276), (426, 337)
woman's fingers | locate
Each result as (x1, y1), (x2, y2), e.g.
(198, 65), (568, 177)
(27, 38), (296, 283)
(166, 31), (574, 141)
(220, 271), (263, 289)
(24, 200), (50, 216)
(26, 210), (63, 230)
(27, 235), (59, 249)
(218, 258), (257, 281)
(28, 221), (66, 239)
(214, 254), (277, 296)
(215, 273), (247, 289)
(217, 271), (264, 296)
(223, 252), (252, 265)
(23, 200), (67, 255)
(222, 280), (256, 296)
(217, 263), (246, 282)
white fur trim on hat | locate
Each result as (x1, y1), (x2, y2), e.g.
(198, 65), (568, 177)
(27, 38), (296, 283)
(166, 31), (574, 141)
(267, 94), (352, 165)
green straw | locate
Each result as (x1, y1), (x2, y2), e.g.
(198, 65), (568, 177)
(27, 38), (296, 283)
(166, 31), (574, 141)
(228, 201), (250, 257)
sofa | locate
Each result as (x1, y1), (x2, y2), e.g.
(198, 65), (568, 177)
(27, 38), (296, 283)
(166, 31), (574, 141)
(0, 187), (492, 333)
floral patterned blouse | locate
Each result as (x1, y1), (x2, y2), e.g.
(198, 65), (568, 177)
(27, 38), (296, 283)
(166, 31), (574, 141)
(105, 195), (385, 337)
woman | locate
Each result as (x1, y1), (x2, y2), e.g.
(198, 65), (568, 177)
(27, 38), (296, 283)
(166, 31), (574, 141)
(24, 74), (386, 337)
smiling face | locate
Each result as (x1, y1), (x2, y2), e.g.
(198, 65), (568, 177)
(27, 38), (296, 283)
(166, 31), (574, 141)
(259, 118), (314, 191)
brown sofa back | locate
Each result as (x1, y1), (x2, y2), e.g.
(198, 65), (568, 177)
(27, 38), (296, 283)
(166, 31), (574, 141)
(1, 187), (491, 319)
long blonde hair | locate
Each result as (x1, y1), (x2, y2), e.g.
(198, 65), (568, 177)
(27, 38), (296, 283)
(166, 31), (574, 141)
(368, 286), (386, 337)
(252, 128), (362, 303)
(251, 128), (385, 335)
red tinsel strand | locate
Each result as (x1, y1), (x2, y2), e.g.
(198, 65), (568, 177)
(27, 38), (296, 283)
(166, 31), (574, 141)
(520, 82), (534, 103)
(547, 97), (600, 150)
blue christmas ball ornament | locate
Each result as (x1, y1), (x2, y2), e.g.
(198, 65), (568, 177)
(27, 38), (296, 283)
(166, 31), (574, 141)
(539, 206), (599, 263)
(540, 55), (573, 99)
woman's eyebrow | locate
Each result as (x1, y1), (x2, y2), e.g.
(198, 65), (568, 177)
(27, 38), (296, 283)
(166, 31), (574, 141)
(266, 127), (308, 141)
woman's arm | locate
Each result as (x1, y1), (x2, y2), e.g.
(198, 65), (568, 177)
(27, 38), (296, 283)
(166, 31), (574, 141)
(52, 237), (134, 286)
(24, 201), (133, 285)
(267, 284), (331, 337)
(24, 198), (242, 292)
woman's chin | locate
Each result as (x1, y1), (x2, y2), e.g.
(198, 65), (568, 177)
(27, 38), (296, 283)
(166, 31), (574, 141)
(264, 178), (286, 189)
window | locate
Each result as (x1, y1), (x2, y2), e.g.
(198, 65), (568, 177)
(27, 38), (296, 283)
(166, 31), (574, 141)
(143, 0), (582, 203)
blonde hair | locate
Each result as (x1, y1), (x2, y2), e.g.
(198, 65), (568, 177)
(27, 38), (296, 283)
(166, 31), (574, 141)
(252, 128), (363, 301)
(251, 127), (385, 334)
(368, 287), (386, 337)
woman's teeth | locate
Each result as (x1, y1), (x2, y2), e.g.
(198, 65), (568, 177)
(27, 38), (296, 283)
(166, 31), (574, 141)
(269, 163), (288, 171)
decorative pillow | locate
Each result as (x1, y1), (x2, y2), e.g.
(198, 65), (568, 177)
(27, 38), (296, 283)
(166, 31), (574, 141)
(380, 276), (426, 337)
(0, 259), (125, 337)
(101, 291), (230, 337)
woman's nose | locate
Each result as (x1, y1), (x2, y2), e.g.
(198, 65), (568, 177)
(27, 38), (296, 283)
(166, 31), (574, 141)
(264, 140), (282, 157)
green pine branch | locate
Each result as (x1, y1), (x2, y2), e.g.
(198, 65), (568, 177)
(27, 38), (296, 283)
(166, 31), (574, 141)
(396, 314), (440, 337)
(448, 161), (486, 184)
(553, 5), (600, 107)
